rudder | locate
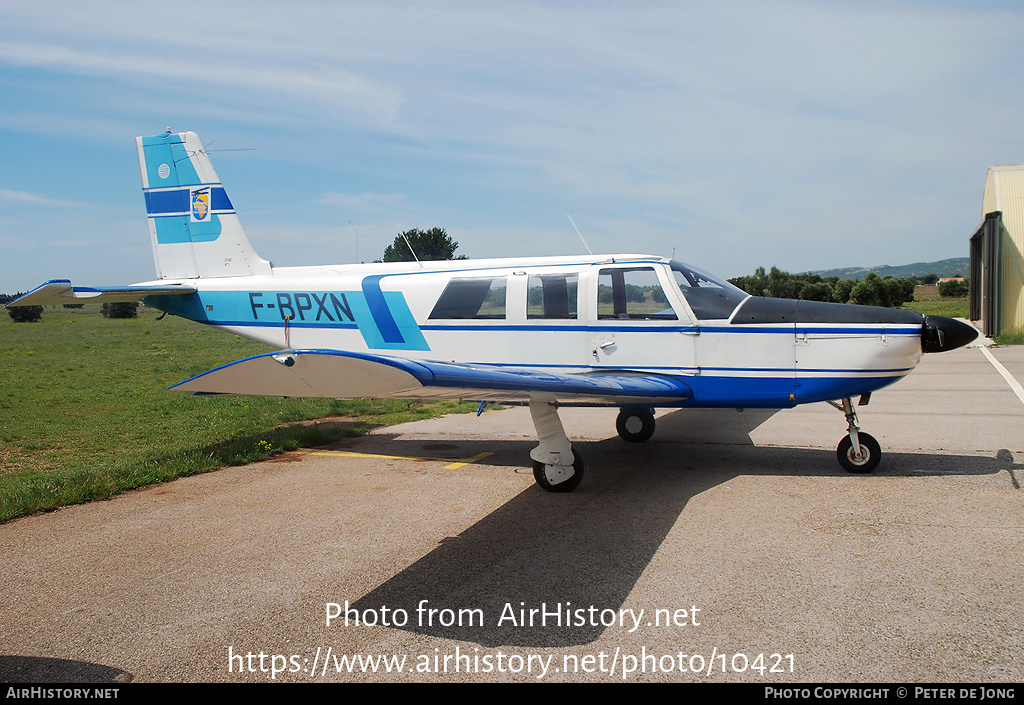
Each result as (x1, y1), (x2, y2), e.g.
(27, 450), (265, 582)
(137, 131), (272, 279)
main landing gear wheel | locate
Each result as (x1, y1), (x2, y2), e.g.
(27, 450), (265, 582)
(836, 433), (881, 474)
(533, 449), (585, 493)
(616, 408), (656, 443)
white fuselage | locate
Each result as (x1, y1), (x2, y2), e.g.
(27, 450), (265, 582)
(144, 254), (924, 408)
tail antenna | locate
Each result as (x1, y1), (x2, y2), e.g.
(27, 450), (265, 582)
(567, 214), (593, 256)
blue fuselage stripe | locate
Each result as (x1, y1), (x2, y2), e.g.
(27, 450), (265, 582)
(361, 275), (406, 344)
(188, 316), (920, 339)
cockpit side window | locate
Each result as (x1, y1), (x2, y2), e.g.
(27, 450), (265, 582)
(669, 260), (748, 320)
(597, 267), (678, 320)
(429, 277), (507, 319)
(527, 274), (578, 319)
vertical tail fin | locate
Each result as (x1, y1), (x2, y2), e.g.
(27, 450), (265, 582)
(137, 131), (272, 279)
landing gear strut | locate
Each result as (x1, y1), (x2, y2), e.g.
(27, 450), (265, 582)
(529, 399), (584, 492)
(829, 397), (881, 473)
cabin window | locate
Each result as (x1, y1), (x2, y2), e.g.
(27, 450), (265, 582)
(669, 260), (748, 320)
(597, 267), (677, 320)
(429, 277), (507, 319)
(527, 274), (578, 319)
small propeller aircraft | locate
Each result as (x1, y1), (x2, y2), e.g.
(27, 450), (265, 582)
(8, 131), (978, 491)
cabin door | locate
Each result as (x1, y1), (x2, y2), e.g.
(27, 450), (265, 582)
(586, 264), (698, 374)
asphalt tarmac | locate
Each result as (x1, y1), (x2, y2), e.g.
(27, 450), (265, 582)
(1, 345), (1022, 683)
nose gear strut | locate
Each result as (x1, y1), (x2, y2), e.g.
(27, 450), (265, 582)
(828, 397), (881, 473)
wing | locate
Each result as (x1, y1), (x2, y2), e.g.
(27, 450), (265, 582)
(170, 349), (693, 404)
(6, 279), (197, 307)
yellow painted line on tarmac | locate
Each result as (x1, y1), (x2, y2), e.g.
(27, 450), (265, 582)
(296, 449), (494, 469)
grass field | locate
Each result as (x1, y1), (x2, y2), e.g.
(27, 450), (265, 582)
(0, 290), (998, 522)
(902, 286), (970, 318)
(902, 289), (1024, 344)
(1, 305), (476, 523)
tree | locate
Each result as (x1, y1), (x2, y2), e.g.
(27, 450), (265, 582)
(728, 266), (915, 308)
(848, 273), (915, 308)
(102, 301), (139, 319)
(729, 266), (768, 296)
(939, 279), (969, 297)
(766, 266), (797, 299)
(624, 283), (647, 303)
(798, 281), (834, 302)
(885, 276), (916, 307)
(833, 278), (856, 304)
(382, 228), (467, 262)
(8, 304), (43, 323)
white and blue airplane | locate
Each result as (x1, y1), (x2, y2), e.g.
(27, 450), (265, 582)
(8, 130), (978, 492)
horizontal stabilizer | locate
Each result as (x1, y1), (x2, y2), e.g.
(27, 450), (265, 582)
(6, 280), (197, 307)
(171, 349), (693, 403)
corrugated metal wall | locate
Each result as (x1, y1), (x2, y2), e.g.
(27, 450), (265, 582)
(982, 166), (1024, 333)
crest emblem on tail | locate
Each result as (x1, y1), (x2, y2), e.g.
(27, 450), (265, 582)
(191, 188), (210, 221)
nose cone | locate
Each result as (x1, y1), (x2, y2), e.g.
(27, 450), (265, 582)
(922, 315), (978, 353)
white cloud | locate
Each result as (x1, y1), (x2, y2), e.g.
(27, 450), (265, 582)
(0, 190), (88, 208)
(1, 1), (1022, 291)
(0, 40), (404, 126)
(317, 192), (407, 210)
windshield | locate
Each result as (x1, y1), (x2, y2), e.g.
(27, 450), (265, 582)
(669, 260), (749, 320)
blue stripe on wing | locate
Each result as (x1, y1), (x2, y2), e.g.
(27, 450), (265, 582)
(6, 280), (197, 307)
(171, 348), (693, 399)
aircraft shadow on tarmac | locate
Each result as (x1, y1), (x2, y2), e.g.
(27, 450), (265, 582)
(350, 408), (1015, 648)
(0, 655), (131, 683)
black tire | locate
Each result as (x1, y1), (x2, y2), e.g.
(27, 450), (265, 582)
(616, 408), (656, 443)
(837, 433), (881, 474)
(533, 449), (585, 492)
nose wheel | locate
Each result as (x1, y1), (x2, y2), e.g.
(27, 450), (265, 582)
(829, 397), (881, 473)
(836, 432), (880, 473)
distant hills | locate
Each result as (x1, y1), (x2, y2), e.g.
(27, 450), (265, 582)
(810, 257), (969, 281)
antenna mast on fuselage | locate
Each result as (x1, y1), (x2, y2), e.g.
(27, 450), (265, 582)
(399, 227), (424, 267)
(567, 214), (594, 256)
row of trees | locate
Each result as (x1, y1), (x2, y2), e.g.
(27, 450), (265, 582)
(4, 230), (968, 321)
(5, 299), (138, 323)
(727, 267), (918, 308)
(381, 232), (971, 312)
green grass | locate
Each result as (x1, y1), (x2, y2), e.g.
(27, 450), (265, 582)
(0, 305), (477, 522)
(902, 286), (969, 318)
(995, 327), (1024, 345)
(902, 299), (969, 318)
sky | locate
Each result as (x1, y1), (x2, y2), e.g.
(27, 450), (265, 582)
(1, 0), (1022, 294)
